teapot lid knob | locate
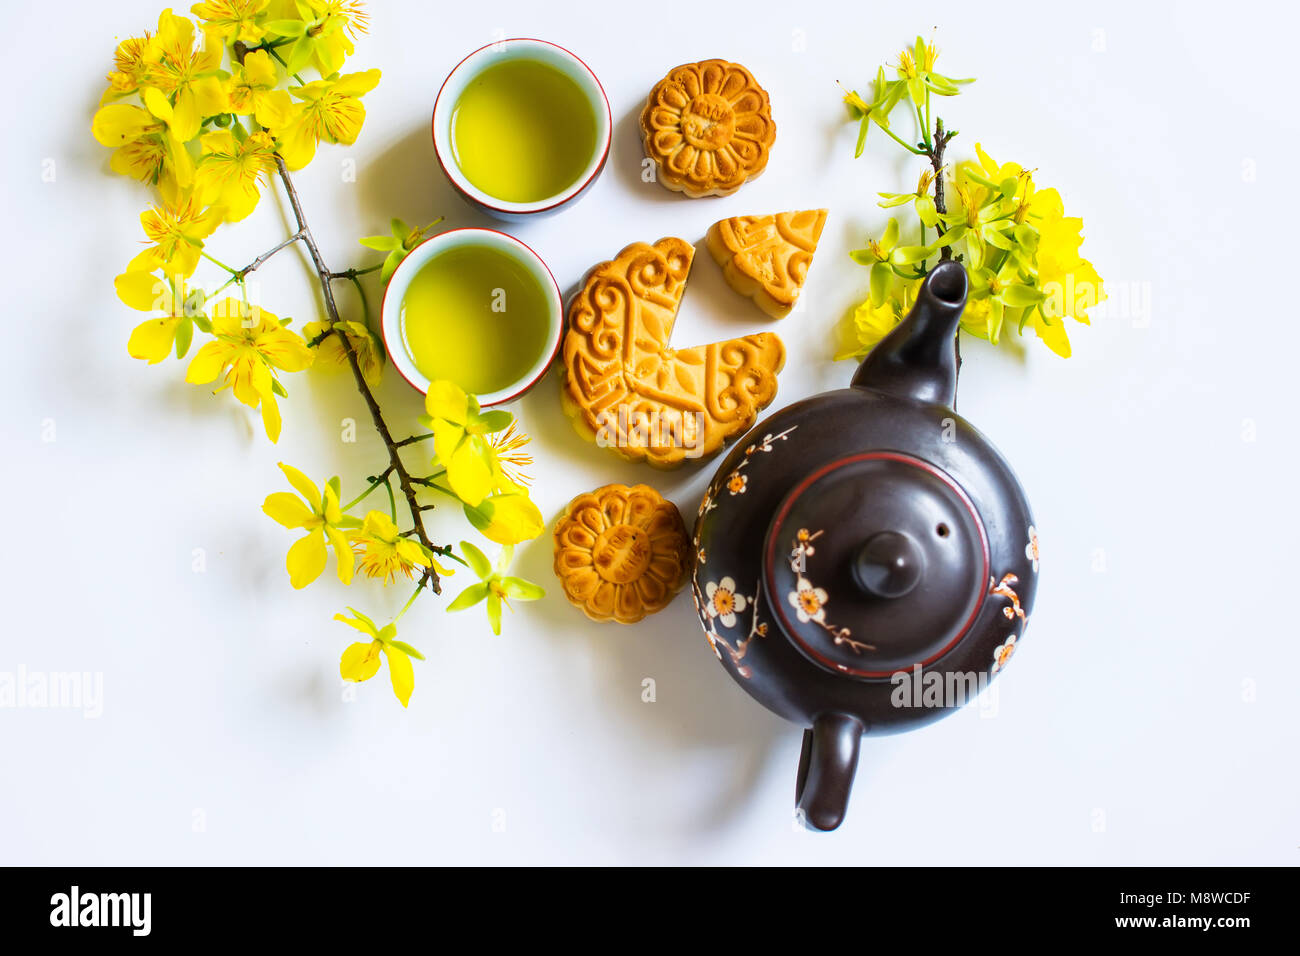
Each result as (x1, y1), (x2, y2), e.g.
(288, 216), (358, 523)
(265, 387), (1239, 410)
(852, 531), (924, 599)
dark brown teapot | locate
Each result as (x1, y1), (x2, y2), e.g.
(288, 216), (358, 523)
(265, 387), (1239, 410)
(690, 261), (1039, 831)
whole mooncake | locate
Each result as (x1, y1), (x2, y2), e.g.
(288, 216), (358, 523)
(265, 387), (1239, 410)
(561, 237), (786, 467)
(553, 483), (692, 624)
(639, 59), (776, 198)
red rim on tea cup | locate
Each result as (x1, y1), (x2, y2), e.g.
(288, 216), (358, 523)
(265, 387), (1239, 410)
(431, 38), (612, 220)
(379, 227), (564, 407)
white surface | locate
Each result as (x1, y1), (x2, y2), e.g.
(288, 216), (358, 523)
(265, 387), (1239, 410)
(1, 0), (1295, 865)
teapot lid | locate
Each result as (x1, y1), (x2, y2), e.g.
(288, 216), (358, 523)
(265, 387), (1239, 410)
(763, 451), (990, 679)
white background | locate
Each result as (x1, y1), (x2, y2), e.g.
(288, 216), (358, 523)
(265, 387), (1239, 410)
(2, 0), (1295, 865)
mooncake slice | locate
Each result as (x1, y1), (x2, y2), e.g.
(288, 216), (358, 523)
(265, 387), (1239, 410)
(562, 238), (786, 468)
(706, 209), (828, 318)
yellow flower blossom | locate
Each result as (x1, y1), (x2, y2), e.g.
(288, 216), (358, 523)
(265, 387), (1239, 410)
(225, 49), (295, 129)
(137, 192), (223, 277)
(142, 9), (230, 142)
(118, 269), (201, 363)
(837, 279), (917, 360)
(190, 0), (269, 44)
(302, 319), (383, 386)
(276, 69), (380, 170)
(102, 33), (153, 102)
(336, 607), (422, 708)
(195, 129), (277, 221)
(350, 510), (455, 584)
(263, 463), (359, 587)
(185, 298), (313, 441)
(91, 101), (194, 200)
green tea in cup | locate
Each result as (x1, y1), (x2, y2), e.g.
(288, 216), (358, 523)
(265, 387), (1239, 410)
(432, 39), (612, 219)
(382, 229), (563, 406)
(450, 58), (597, 204)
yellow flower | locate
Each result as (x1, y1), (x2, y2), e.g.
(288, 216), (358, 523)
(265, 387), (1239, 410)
(190, 0), (269, 44)
(421, 379), (529, 507)
(302, 319), (383, 386)
(185, 298), (313, 441)
(102, 33), (153, 102)
(142, 9), (230, 142)
(837, 279), (918, 360)
(463, 491), (544, 546)
(263, 463), (358, 587)
(91, 102), (194, 200)
(225, 49), (295, 129)
(445, 542), (544, 636)
(276, 69), (380, 170)
(488, 421), (533, 488)
(350, 510), (455, 584)
(336, 607), (422, 708)
(117, 269), (200, 363)
(137, 192), (223, 277)
(195, 129), (277, 221)
(267, 1), (369, 77)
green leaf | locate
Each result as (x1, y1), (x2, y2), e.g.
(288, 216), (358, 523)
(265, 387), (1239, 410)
(342, 606), (380, 632)
(932, 226), (964, 249)
(1002, 284), (1045, 308)
(880, 218), (900, 249)
(501, 577), (545, 601)
(381, 249), (402, 282)
(446, 581), (489, 612)
(174, 316), (194, 359)
(983, 226), (1014, 252)
(892, 245), (932, 265)
(270, 378), (288, 398)
(869, 262), (891, 307)
(916, 195), (938, 228)
(388, 640), (425, 661)
(854, 117), (869, 158)
(473, 409), (513, 434)
(265, 19), (307, 37)
(192, 312), (212, 334)
(284, 34), (314, 76)
(906, 75), (925, 107)
(326, 476), (342, 499)
(459, 540), (492, 579)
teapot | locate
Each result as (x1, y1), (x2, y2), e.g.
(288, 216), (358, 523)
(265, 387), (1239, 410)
(690, 261), (1039, 831)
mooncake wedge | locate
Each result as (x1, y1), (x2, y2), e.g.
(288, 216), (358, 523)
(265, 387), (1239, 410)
(706, 209), (828, 318)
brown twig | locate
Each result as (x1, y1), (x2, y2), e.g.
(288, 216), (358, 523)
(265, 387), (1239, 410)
(923, 115), (961, 389)
(271, 154), (445, 594)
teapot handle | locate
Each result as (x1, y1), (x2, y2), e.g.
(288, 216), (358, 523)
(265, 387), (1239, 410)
(795, 712), (865, 831)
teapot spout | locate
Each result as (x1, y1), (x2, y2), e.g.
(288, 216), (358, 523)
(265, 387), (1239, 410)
(851, 259), (967, 407)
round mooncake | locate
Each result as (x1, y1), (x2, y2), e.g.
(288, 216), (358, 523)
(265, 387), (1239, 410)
(552, 483), (692, 624)
(639, 59), (776, 198)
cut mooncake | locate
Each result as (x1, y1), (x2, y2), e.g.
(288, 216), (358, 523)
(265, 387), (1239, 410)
(561, 237), (786, 468)
(639, 59), (776, 198)
(706, 209), (829, 318)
